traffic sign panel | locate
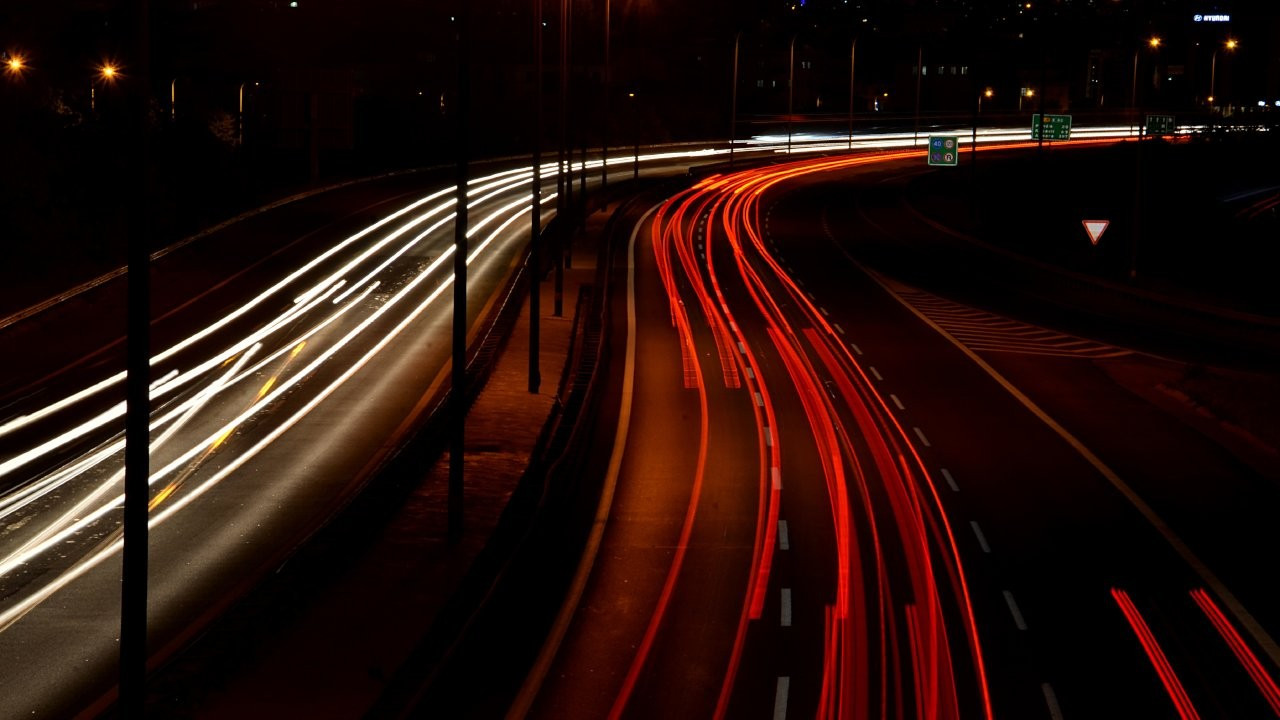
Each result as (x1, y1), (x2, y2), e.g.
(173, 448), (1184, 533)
(1146, 114), (1176, 135)
(1082, 219), (1110, 245)
(1031, 114), (1072, 141)
(927, 135), (959, 166)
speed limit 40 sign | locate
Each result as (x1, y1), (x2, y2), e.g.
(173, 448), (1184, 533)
(928, 136), (959, 167)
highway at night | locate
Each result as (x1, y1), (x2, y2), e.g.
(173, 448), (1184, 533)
(0, 145), (803, 718)
(515, 143), (1280, 720)
(9, 1), (1280, 717)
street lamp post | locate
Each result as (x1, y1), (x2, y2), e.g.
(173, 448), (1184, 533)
(1209, 38), (1237, 109)
(913, 46), (922, 147)
(93, 62), (120, 112)
(730, 32), (740, 167)
(1130, 36), (1160, 280)
(1132, 36), (1160, 137)
(848, 37), (856, 150)
(530, 0), (543, 393)
(630, 92), (639, 179)
(601, 0), (610, 191)
(787, 35), (795, 155)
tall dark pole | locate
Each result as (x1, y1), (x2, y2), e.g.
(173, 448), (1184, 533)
(787, 35), (795, 155)
(554, 0), (566, 317)
(601, 0), (610, 191)
(848, 37), (856, 150)
(913, 46), (923, 148)
(449, 2), (470, 541)
(1131, 49), (1139, 136)
(730, 32), (740, 167)
(1036, 48), (1046, 156)
(529, 0), (542, 394)
(565, 1), (574, 218)
(120, 0), (152, 715)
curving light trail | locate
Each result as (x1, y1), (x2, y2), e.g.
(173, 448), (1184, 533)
(618, 137), (1159, 718)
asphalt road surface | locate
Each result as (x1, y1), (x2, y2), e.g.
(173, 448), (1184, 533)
(520, 143), (1280, 719)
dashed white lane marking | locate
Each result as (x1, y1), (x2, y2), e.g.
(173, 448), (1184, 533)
(890, 394), (905, 410)
(737, 341), (747, 354)
(894, 286), (1133, 359)
(913, 427), (932, 447)
(1042, 683), (1065, 720)
(746, 367), (755, 380)
(779, 520), (790, 550)
(941, 468), (959, 491)
(754, 391), (764, 407)
(806, 291), (816, 301)
(970, 520), (992, 553)
(765, 427), (774, 448)
(774, 677), (790, 720)
(850, 343), (863, 355)
(1004, 590), (1028, 630)
(771, 467), (782, 490)
(781, 588), (793, 627)
(819, 307), (830, 317)
(869, 366), (883, 381)
(834, 323), (845, 335)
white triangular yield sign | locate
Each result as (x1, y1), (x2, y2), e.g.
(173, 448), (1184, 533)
(1083, 220), (1110, 245)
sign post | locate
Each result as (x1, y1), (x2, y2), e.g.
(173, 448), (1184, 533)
(1031, 113), (1072, 141)
(927, 135), (959, 167)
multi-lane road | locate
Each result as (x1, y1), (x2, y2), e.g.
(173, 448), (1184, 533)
(3, 124), (1259, 719)
(0, 144), (805, 718)
(518, 143), (1280, 719)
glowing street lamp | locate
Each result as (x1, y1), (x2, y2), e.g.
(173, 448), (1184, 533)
(5, 54), (25, 75)
(90, 61), (120, 111)
(979, 87), (993, 113)
(1209, 38), (1237, 108)
(1131, 37), (1160, 130)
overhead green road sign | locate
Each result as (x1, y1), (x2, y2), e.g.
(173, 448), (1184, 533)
(1147, 114), (1176, 135)
(1031, 114), (1072, 140)
(927, 135), (959, 166)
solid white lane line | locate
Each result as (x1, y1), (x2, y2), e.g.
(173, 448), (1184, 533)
(890, 394), (905, 410)
(774, 677), (790, 720)
(942, 468), (960, 492)
(1004, 590), (1028, 630)
(970, 520), (992, 553)
(869, 366), (883, 381)
(781, 588), (793, 627)
(779, 520), (790, 551)
(1042, 683), (1065, 720)
(913, 427), (932, 447)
